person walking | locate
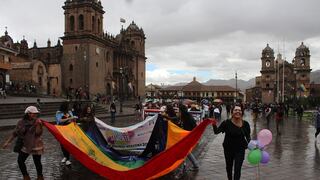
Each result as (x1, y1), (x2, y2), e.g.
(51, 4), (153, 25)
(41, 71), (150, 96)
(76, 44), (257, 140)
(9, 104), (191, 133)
(315, 107), (320, 141)
(275, 103), (284, 135)
(212, 104), (251, 180)
(265, 104), (272, 128)
(179, 104), (199, 171)
(110, 101), (117, 124)
(56, 101), (76, 165)
(296, 104), (304, 121)
(2, 106), (44, 180)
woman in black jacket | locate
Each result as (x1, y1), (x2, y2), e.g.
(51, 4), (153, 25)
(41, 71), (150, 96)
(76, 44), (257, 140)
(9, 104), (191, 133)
(212, 104), (251, 180)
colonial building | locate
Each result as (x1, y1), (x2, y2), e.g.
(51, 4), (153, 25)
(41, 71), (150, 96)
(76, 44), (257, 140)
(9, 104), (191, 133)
(61, 0), (146, 99)
(145, 84), (162, 98)
(160, 77), (240, 103)
(0, 30), (14, 90)
(249, 43), (311, 104)
(1, 0), (146, 99)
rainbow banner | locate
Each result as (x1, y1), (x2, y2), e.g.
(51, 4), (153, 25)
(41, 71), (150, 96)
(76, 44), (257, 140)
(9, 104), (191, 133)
(95, 115), (158, 154)
(43, 116), (213, 179)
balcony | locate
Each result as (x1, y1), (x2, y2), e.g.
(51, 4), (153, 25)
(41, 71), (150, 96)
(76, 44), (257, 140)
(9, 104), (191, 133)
(0, 63), (12, 70)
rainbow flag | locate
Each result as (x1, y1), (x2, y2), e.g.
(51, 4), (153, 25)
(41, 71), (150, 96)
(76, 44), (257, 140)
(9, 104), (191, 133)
(42, 116), (213, 179)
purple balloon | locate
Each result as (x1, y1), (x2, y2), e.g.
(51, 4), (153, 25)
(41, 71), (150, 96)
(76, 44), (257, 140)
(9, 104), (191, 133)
(257, 140), (265, 149)
(258, 129), (273, 146)
(260, 151), (270, 164)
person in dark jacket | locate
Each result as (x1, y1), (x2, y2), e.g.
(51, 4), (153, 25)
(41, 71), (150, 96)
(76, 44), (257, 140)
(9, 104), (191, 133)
(315, 107), (320, 140)
(213, 104), (251, 180)
(80, 104), (95, 132)
(178, 104), (199, 171)
(110, 102), (116, 124)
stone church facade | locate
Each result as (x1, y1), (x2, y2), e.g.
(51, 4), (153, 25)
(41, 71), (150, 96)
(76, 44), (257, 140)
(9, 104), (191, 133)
(250, 43), (311, 104)
(1, 0), (146, 99)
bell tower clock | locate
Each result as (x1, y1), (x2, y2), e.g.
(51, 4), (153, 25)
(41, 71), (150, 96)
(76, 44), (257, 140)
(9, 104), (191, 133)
(260, 44), (276, 103)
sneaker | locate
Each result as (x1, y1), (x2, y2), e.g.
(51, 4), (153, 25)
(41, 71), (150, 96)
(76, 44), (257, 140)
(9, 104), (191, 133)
(65, 160), (72, 165)
(61, 157), (67, 163)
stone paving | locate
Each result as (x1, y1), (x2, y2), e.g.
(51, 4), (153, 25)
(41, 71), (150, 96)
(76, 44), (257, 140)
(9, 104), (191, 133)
(194, 111), (320, 180)
(1, 97), (320, 179)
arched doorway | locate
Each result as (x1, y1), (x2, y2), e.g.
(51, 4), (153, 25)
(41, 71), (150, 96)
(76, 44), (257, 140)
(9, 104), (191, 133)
(107, 83), (111, 95)
(0, 72), (5, 89)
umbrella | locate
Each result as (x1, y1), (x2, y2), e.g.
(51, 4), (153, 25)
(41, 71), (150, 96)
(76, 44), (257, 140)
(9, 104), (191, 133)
(183, 99), (195, 105)
(213, 99), (223, 103)
(201, 99), (209, 104)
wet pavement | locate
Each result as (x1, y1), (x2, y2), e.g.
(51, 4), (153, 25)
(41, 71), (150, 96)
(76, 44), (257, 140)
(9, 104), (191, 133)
(1, 102), (320, 179)
(195, 111), (320, 180)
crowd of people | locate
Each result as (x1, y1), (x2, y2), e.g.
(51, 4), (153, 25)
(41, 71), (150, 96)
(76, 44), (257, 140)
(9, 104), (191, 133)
(2, 96), (317, 180)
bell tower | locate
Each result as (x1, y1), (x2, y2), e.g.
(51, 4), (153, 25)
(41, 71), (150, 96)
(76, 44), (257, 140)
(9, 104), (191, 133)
(260, 44), (276, 103)
(294, 42), (311, 97)
(63, 0), (104, 37)
(61, 0), (107, 94)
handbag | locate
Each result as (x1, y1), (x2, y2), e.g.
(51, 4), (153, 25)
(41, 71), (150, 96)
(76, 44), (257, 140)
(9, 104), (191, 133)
(13, 137), (24, 153)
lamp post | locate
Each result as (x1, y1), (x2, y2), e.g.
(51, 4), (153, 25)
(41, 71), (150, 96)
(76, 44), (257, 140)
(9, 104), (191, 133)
(235, 71), (238, 103)
(83, 50), (87, 95)
(119, 67), (123, 113)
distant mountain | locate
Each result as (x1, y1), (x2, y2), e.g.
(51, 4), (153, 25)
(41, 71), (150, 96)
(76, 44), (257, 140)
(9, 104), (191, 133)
(204, 78), (255, 92)
(311, 69), (320, 83)
(167, 69), (320, 92)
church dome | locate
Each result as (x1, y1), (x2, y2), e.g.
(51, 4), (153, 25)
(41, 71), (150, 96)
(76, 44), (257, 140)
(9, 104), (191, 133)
(262, 44), (274, 53)
(262, 44), (274, 58)
(295, 42), (309, 57)
(127, 21), (140, 31)
(0, 30), (14, 48)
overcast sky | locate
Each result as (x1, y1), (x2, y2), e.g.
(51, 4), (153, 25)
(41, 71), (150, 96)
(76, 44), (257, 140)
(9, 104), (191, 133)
(1, 0), (320, 85)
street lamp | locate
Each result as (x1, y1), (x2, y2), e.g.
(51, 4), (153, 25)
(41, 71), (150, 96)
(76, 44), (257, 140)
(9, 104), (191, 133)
(119, 67), (123, 113)
(235, 71), (238, 103)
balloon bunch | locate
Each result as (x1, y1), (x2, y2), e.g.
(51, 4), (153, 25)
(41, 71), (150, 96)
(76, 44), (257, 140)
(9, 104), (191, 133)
(247, 129), (272, 165)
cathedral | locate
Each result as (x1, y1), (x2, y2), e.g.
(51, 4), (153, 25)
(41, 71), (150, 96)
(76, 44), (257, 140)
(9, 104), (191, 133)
(250, 42), (311, 104)
(0, 0), (146, 99)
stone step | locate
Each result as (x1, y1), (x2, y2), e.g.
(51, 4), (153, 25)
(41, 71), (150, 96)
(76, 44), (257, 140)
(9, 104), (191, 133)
(0, 101), (108, 120)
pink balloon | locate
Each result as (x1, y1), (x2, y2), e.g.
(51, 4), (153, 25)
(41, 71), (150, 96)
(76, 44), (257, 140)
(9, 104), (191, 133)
(257, 129), (272, 146)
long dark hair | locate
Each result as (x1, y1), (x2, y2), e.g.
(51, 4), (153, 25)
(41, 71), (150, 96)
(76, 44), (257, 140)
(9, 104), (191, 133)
(81, 104), (95, 118)
(166, 104), (177, 117)
(59, 101), (70, 113)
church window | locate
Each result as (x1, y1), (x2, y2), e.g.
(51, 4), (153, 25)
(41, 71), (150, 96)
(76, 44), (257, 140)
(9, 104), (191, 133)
(39, 77), (42, 86)
(98, 19), (101, 33)
(79, 14), (84, 30)
(106, 51), (109, 62)
(96, 62), (99, 67)
(38, 66), (44, 75)
(47, 53), (51, 61)
(92, 16), (95, 31)
(70, 16), (75, 31)
(69, 64), (73, 71)
(75, 46), (78, 51)
(69, 78), (73, 84)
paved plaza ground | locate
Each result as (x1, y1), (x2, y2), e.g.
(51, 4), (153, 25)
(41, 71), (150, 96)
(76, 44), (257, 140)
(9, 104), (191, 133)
(0, 97), (320, 179)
